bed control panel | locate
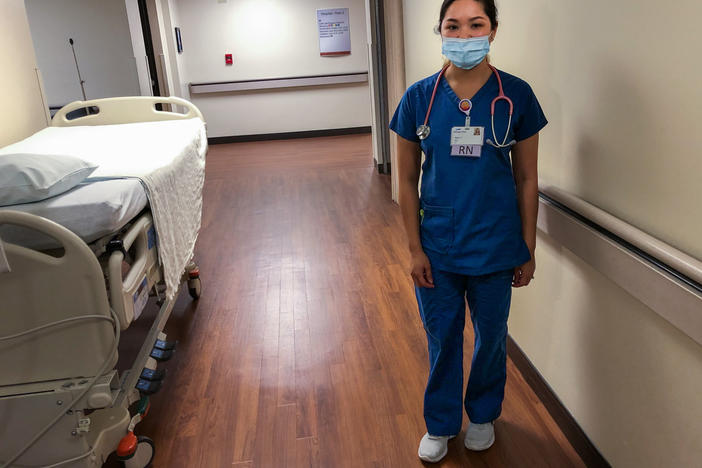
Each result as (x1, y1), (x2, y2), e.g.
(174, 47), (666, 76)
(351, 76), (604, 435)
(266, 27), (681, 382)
(149, 347), (174, 362)
(108, 214), (161, 329)
(154, 338), (177, 351)
(137, 333), (175, 395)
(140, 367), (166, 381)
(136, 378), (162, 395)
(149, 333), (177, 362)
(133, 277), (149, 321)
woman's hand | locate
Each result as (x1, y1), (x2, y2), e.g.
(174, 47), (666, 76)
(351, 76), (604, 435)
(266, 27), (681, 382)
(411, 250), (435, 288)
(513, 256), (536, 288)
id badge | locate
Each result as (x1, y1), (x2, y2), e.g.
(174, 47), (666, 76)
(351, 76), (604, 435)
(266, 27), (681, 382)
(450, 126), (484, 157)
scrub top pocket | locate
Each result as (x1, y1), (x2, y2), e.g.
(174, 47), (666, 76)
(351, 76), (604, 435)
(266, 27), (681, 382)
(420, 204), (454, 254)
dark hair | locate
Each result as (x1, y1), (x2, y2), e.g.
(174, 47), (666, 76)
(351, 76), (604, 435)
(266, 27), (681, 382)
(438, 0), (498, 30)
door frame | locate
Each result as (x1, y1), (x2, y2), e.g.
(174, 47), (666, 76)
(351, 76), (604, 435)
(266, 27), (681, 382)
(366, 0), (406, 201)
(366, 0), (391, 175)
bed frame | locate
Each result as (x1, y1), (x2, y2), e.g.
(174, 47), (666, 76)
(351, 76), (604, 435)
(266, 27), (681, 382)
(51, 96), (204, 127)
(0, 96), (205, 468)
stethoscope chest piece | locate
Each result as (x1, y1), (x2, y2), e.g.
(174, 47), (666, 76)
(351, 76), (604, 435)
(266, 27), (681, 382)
(417, 125), (431, 140)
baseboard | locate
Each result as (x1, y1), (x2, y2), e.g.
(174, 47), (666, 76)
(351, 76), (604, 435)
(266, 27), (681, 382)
(208, 126), (372, 145)
(506, 336), (611, 468)
(377, 162), (392, 174)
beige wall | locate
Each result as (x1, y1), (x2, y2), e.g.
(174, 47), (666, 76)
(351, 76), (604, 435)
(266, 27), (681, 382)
(401, 0), (443, 86)
(0, 0), (48, 147)
(494, 0), (702, 261)
(402, 0), (702, 260)
(512, 235), (702, 467)
(401, 0), (702, 466)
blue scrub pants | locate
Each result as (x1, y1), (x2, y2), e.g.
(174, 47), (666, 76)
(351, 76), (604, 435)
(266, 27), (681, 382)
(415, 267), (513, 436)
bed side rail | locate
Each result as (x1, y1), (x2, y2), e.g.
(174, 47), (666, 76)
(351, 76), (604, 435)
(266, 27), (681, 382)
(0, 211), (116, 386)
(51, 96), (204, 127)
(108, 214), (160, 330)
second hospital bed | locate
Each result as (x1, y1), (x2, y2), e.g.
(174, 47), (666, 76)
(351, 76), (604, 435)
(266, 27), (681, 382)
(0, 96), (207, 467)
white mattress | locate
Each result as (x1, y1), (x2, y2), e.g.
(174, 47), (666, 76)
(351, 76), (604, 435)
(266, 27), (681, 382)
(0, 178), (148, 249)
(0, 118), (207, 300)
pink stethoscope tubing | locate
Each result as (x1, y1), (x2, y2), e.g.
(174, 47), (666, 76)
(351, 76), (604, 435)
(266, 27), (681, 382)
(418, 64), (514, 148)
(416, 65), (450, 140)
(487, 64), (514, 148)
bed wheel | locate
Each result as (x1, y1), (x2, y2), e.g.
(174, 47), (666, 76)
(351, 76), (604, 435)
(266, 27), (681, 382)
(188, 277), (201, 299)
(121, 436), (155, 468)
(186, 264), (201, 299)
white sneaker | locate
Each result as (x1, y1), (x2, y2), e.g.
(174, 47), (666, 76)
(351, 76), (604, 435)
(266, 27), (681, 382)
(464, 421), (495, 451)
(418, 432), (456, 463)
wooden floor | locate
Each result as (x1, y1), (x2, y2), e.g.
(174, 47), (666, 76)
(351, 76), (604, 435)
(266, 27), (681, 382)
(116, 134), (585, 467)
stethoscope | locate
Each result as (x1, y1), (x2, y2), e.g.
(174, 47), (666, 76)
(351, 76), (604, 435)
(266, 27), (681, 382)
(416, 64), (516, 148)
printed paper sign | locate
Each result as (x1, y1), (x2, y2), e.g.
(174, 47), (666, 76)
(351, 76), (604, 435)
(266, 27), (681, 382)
(317, 8), (351, 56)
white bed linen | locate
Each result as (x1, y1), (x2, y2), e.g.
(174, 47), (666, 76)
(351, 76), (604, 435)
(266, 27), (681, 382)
(0, 119), (207, 300)
(0, 179), (148, 249)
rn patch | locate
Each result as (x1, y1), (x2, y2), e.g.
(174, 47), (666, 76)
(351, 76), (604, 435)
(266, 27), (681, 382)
(450, 144), (482, 157)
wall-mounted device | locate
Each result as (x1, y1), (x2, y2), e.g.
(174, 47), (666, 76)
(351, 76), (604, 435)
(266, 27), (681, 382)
(225, 54), (233, 65)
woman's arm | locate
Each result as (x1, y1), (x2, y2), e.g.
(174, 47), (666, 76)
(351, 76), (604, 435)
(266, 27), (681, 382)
(397, 135), (434, 288)
(510, 132), (539, 287)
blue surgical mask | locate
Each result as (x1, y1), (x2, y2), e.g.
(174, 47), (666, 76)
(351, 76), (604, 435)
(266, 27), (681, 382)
(441, 35), (491, 70)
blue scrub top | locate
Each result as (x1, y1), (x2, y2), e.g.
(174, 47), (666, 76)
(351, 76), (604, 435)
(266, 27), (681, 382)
(390, 68), (548, 276)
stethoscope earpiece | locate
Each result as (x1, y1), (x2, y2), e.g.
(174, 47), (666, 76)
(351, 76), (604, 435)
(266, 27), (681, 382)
(486, 139), (516, 148)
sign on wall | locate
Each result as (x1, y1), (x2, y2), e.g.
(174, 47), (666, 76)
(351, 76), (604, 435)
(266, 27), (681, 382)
(317, 8), (351, 56)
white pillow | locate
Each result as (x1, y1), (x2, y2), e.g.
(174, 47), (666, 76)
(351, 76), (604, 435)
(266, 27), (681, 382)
(0, 153), (98, 206)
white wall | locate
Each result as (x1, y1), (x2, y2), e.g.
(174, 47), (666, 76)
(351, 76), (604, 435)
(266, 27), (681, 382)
(0, 0), (48, 147)
(172, 0), (372, 137)
(163, 0), (188, 99)
(401, 0), (702, 466)
(24, 0), (140, 107)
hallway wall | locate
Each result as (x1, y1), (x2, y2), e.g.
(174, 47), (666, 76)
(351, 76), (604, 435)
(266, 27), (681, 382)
(400, 1), (702, 466)
(171, 0), (372, 137)
(0, 0), (48, 146)
(24, 0), (140, 107)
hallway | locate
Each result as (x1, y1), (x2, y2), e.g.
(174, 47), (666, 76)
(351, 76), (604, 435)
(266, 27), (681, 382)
(118, 134), (585, 467)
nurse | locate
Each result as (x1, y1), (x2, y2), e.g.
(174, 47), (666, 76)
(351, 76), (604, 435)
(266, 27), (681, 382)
(390, 0), (547, 463)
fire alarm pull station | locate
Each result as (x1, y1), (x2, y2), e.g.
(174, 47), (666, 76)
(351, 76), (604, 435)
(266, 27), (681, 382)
(225, 54), (233, 65)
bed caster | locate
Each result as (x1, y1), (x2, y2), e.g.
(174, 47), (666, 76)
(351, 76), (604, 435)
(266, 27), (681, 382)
(188, 268), (201, 299)
(117, 434), (155, 468)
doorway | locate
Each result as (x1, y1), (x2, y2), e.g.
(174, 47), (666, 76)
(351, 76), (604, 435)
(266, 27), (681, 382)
(137, 0), (160, 98)
(23, 0), (144, 111)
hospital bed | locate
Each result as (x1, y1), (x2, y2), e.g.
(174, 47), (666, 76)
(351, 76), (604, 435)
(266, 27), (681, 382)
(0, 96), (207, 468)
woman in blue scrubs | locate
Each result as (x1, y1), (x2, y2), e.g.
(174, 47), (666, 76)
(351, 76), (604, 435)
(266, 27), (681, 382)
(390, 0), (547, 462)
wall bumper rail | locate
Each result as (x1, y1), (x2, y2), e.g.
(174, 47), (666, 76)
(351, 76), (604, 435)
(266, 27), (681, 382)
(189, 72), (369, 94)
(538, 185), (702, 346)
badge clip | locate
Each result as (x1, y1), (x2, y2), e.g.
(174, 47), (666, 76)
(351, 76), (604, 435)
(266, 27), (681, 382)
(458, 99), (472, 127)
